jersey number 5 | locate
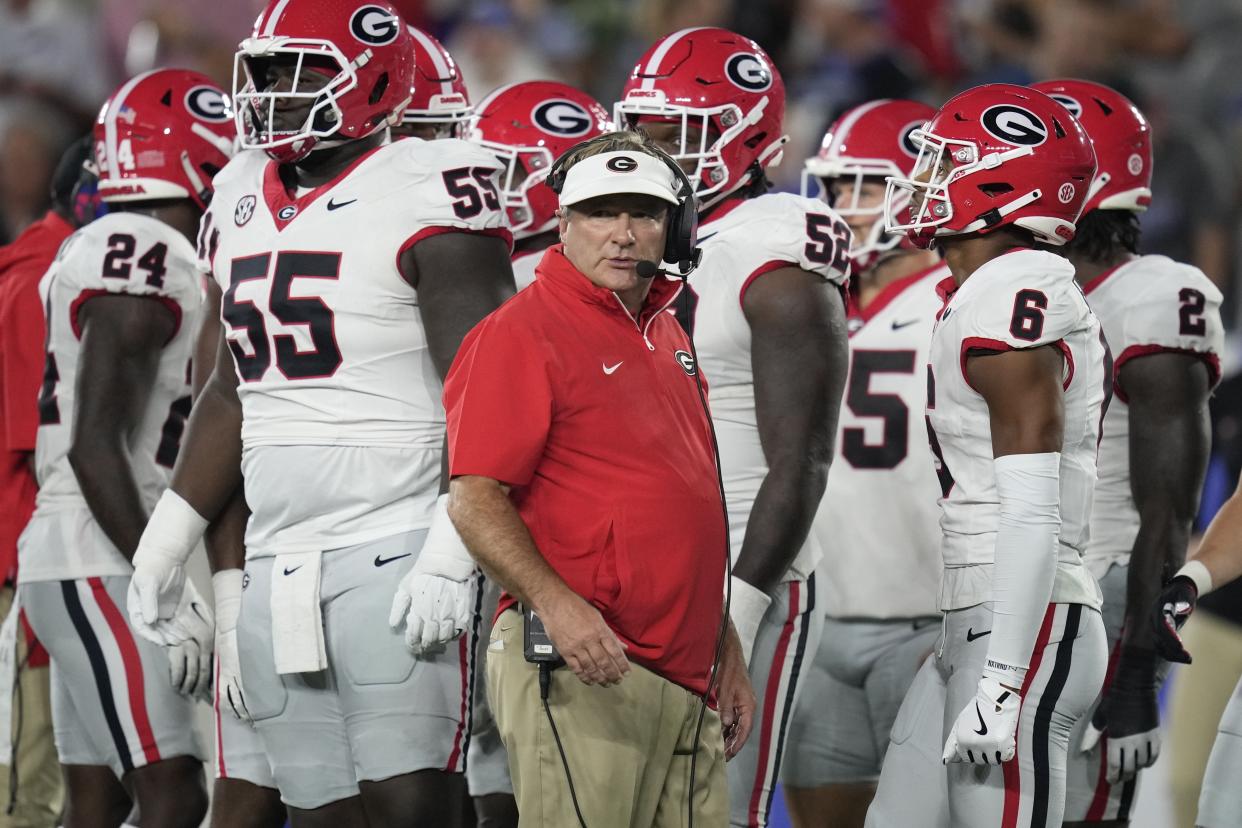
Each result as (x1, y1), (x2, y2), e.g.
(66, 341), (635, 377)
(223, 252), (343, 382)
(442, 168), (501, 220)
(842, 349), (916, 469)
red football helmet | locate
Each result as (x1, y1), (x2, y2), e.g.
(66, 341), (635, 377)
(233, 0), (414, 162)
(884, 84), (1096, 247)
(615, 27), (787, 207)
(466, 81), (609, 239)
(400, 26), (471, 136)
(93, 69), (235, 209)
(1030, 79), (1151, 214)
(803, 99), (936, 269)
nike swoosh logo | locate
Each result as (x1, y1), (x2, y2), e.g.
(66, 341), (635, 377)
(697, 231), (718, 243)
(974, 703), (988, 736)
(190, 602), (208, 623)
(374, 553), (412, 567)
(891, 318), (919, 331)
(603, 362), (623, 375)
(326, 198), (356, 211)
(283, 565), (302, 576)
(966, 628), (991, 642)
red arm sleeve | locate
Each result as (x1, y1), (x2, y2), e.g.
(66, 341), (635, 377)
(444, 314), (554, 487)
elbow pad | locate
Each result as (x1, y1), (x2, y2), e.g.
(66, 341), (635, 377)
(985, 452), (1061, 687)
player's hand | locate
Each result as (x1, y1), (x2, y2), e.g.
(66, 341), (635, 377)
(213, 569), (250, 721)
(1151, 575), (1197, 664)
(718, 623), (757, 760)
(163, 581), (214, 698)
(128, 545), (188, 645)
(540, 591), (630, 687)
(1077, 646), (1162, 783)
(943, 675), (1022, 765)
(388, 495), (479, 655)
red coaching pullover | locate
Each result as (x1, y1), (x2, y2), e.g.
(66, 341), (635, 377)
(445, 245), (726, 696)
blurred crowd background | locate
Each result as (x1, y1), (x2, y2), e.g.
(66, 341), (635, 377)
(4, 1), (1242, 825)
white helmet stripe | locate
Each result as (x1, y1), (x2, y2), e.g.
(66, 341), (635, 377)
(829, 99), (891, 150)
(406, 25), (454, 97)
(639, 27), (709, 90)
(261, 0), (293, 37)
(104, 70), (156, 179)
(472, 81), (520, 116)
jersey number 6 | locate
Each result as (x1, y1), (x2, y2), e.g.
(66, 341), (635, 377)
(1009, 289), (1048, 342)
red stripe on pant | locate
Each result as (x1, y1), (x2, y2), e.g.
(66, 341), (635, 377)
(214, 657), (228, 778)
(444, 633), (469, 772)
(746, 581), (800, 826)
(1085, 636), (1125, 820)
(1002, 605), (1056, 828)
(88, 577), (162, 765)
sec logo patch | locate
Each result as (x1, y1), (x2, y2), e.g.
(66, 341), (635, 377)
(235, 195), (256, 226)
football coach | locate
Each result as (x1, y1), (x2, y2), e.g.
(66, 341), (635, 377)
(443, 131), (755, 826)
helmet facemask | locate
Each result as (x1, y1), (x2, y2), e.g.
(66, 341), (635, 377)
(804, 157), (905, 270)
(474, 138), (555, 238)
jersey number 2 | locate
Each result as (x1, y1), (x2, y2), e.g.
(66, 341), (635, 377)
(1179, 288), (1207, 336)
(803, 214), (851, 273)
(223, 252), (343, 381)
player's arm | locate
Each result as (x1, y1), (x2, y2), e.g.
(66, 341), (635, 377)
(731, 266), (847, 659)
(449, 474), (630, 687)
(943, 344), (1064, 766)
(69, 294), (177, 559)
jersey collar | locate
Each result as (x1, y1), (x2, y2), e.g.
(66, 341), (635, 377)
(262, 144), (385, 232)
(854, 263), (944, 328)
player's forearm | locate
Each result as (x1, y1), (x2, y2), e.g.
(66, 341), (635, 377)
(169, 373), (243, 520)
(447, 475), (576, 614)
(69, 441), (148, 560)
(732, 457), (829, 594)
(1190, 480), (1242, 589)
(205, 485), (249, 573)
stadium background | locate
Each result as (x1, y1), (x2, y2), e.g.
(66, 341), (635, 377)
(2, 0), (1241, 825)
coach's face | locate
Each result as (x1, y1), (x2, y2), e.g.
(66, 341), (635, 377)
(559, 194), (668, 296)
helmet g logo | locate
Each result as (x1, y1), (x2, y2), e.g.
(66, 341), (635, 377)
(532, 100), (593, 137)
(186, 86), (231, 122)
(725, 53), (771, 92)
(1048, 94), (1082, 119)
(350, 5), (400, 46)
(980, 105), (1048, 147)
(899, 121), (924, 158)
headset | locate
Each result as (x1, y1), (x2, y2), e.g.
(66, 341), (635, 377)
(545, 139), (702, 274)
(535, 136), (732, 828)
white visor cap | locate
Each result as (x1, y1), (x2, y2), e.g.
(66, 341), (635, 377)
(558, 151), (681, 208)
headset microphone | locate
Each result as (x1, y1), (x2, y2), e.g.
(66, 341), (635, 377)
(635, 260), (663, 279)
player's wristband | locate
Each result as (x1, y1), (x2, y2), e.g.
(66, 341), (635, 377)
(418, 494), (477, 581)
(213, 569), (244, 633)
(1174, 560), (1213, 599)
(988, 452), (1061, 675)
(729, 576), (771, 666)
(136, 489), (210, 566)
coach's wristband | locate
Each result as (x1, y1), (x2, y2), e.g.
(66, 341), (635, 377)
(1174, 560), (1213, 598)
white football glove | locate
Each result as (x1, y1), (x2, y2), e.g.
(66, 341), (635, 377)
(127, 490), (209, 645)
(163, 580), (214, 699)
(388, 494), (478, 655)
(943, 674), (1023, 765)
(213, 570), (250, 721)
(729, 576), (771, 669)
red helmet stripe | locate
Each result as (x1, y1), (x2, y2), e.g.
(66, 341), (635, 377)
(639, 27), (708, 89)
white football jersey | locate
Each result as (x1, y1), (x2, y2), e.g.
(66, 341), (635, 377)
(19, 213), (200, 582)
(512, 247), (540, 291)
(690, 193), (852, 580)
(816, 265), (946, 619)
(928, 249), (1104, 611)
(1083, 255), (1224, 577)
(201, 139), (509, 558)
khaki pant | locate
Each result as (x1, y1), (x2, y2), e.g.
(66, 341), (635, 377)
(1169, 610), (1242, 828)
(0, 585), (62, 828)
(487, 610), (726, 827)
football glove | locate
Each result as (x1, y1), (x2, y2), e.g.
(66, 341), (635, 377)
(943, 674), (1022, 765)
(127, 490), (208, 644)
(1078, 646), (1162, 783)
(388, 494), (477, 655)
(162, 580), (214, 699)
(213, 570), (250, 721)
(1151, 575), (1197, 664)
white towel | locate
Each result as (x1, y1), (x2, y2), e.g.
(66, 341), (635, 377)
(270, 551), (327, 675)
(0, 589), (20, 764)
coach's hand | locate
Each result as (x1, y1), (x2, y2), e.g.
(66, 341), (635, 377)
(1151, 575), (1197, 664)
(1078, 646), (1162, 783)
(541, 591), (630, 687)
(718, 623), (756, 760)
(389, 495), (478, 655)
(943, 674), (1022, 765)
